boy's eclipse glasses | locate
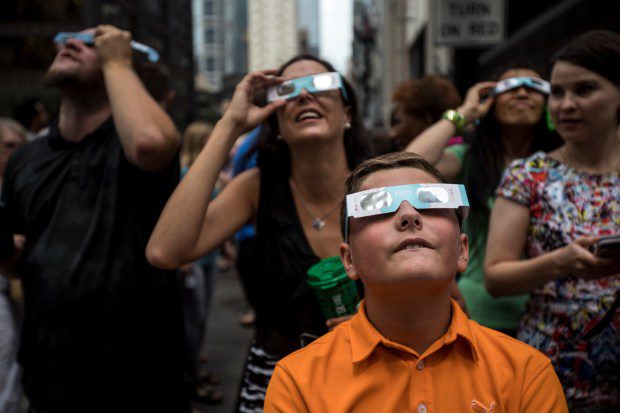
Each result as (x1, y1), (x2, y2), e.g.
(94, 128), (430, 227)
(267, 72), (349, 103)
(54, 32), (160, 63)
(493, 76), (550, 96)
(344, 184), (470, 242)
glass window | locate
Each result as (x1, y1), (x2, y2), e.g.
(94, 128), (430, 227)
(206, 57), (215, 71)
(204, 28), (214, 44)
(204, 0), (213, 15)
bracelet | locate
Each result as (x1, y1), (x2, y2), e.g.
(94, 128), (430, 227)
(442, 110), (467, 134)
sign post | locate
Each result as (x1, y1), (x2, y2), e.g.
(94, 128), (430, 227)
(436, 0), (505, 47)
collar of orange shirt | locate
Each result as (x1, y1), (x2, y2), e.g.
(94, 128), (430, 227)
(349, 299), (480, 363)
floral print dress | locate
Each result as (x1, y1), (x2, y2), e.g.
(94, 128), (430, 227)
(496, 151), (619, 411)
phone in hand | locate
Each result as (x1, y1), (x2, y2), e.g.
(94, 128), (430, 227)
(593, 235), (620, 259)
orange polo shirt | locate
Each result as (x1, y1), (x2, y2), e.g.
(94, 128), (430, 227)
(265, 300), (568, 413)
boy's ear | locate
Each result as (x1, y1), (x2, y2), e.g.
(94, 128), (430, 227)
(339, 242), (360, 281)
(457, 233), (469, 274)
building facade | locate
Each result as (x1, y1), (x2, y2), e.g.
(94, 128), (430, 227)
(298, 0), (320, 56)
(247, 0), (298, 71)
(193, 0), (247, 93)
(352, 0), (618, 130)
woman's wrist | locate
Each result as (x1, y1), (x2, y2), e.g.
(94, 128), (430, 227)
(456, 105), (477, 123)
(217, 116), (246, 140)
(442, 109), (467, 134)
(540, 248), (569, 281)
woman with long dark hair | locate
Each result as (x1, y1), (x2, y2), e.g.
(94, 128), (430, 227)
(405, 66), (561, 336)
(147, 55), (369, 411)
(485, 29), (620, 411)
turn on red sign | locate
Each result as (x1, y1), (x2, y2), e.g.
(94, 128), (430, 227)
(436, 0), (505, 46)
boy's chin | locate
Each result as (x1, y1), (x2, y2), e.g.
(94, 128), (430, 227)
(363, 271), (454, 290)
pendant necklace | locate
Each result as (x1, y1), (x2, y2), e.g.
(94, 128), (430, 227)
(290, 179), (340, 231)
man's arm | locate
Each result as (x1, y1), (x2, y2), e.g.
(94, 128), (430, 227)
(264, 365), (309, 413)
(95, 25), (180, 172)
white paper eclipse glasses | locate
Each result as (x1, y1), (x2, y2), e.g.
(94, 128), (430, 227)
(493, 76), (550, 96)
(344, 184), (470, 242)
(267, 72), (348, 103)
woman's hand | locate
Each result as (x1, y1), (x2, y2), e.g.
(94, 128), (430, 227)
(457, 81), (497, 123)
(557, 237), (620, 279)
(222, 70), (287, 134)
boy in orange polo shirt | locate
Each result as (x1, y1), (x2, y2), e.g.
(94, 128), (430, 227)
(264, 152), (568, 413)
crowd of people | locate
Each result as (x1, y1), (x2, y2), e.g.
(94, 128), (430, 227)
(0, 24), (618, 413)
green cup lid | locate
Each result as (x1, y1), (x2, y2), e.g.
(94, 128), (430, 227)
(307, 256), (349, 288)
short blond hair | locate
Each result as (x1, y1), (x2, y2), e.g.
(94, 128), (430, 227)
(181, 122), (213, 169)
(341, 152), (462, 239)
(0, 117), (27, 142)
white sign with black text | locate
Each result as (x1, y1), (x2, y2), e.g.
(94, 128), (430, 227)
(436, 0), (505, 46)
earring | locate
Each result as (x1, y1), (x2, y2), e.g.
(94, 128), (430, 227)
(345, 122), (351, 130)
(277, 134), (283, 140)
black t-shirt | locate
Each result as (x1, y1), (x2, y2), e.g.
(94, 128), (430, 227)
(0, 119), (189, 412)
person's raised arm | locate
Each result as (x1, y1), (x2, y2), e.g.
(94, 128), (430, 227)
(405, 81), (495, 180)
(146, 70), (286, 270)
(484, 197), (620, 297)
(95, 25), (180, 172)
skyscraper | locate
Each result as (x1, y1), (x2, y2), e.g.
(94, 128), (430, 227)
(247, 0), (298, 71)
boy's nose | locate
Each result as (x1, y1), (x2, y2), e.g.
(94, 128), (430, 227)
(395, 201), (422, 230)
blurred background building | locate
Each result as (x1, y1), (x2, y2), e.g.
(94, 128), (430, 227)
(193, 0), (248, 122)
(352, 0), (619, 130)
(298, 0), (320, 56)
(193, 0), (247, 94)
(0, 0), (194, 127)
(247, 0), (298, 71)
(193, 0), (320, 122)
(2, 0), (616, 134)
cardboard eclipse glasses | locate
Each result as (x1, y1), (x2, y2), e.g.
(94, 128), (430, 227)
(344, 184), (470, 242)
(54, 32), (160, 62)
(267, 72), (349, 103)
(493, 76), (550, 96)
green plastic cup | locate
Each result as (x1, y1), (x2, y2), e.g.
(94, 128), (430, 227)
(307, 256), (360, 320)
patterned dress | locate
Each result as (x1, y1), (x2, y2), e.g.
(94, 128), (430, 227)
(497, 151), (619, 412)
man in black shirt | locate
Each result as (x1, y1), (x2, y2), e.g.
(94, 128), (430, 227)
(0, 26), (189, 412)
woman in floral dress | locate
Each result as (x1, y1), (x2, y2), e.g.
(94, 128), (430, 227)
(485, 30), (620, 411)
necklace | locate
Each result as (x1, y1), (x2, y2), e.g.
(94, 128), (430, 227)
(290, 179), (340, 231)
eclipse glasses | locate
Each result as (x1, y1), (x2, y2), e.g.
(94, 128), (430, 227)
(344, 184), (470, 242)
(493, 76), (550, 96)
(54, 32), (160, 63)
(267, 72), (348, 103)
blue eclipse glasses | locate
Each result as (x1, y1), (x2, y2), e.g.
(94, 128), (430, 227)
(267, 72), (349, 103)
(344, 184), (470, 242)
(54, 32), (160, 63)
(493, 76), (550, 96)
